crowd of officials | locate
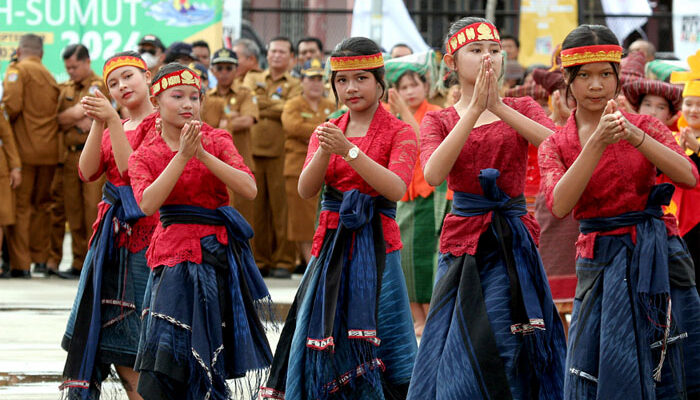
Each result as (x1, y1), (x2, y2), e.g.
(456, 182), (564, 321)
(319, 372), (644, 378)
(0, 33), (343, 280)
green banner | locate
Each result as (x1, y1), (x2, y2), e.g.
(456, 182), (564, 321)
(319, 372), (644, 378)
(0, 0), (223, 83)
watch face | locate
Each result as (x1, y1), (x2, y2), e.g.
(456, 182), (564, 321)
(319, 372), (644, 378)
(349, 147), (359, 158)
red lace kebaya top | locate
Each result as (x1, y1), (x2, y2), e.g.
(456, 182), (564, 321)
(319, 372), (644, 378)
(129, 124), (254, 268)
(538, 111), (699, 259)
(305, 105), (417, 257)
(420, 97), (556, 256)
(525, 143), (541, 198)
(79, 113), (159, 253)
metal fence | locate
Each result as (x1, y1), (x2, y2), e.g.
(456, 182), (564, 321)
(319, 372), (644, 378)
(243, 0), (677, 59)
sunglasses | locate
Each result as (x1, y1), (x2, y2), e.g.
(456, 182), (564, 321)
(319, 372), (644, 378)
(139, 48), (156, 56)
(214, 65), (235, 72)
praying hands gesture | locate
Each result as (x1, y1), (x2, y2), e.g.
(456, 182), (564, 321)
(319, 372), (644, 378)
(177, 121), (202, 160)
(316, 122), (353, 156)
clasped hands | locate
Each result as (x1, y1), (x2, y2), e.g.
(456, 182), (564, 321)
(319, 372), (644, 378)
(315, 122), (353, 157)
(590, 99), (645, 148)
(469, 54), (504, 114)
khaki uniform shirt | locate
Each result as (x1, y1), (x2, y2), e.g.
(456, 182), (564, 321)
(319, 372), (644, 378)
(0, 104), (21, 175)
(202, 82), (259, 135)
(281, 95), (335, 177)
(57, 71), (109, 159)
(2, 56), (60, 165)
(243, 69), (301, 157)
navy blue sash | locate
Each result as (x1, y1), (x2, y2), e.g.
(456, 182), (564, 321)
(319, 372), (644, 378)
(579, 183), (674, 299)
(451, 168), (564, 398)
(158, 204), (273, 376)
(307, 186), (396, 349)
(62, 181), (145, 398)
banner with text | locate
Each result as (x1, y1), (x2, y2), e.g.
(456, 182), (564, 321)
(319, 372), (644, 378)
(0, 0), (223, 83)
(673, 0), (700, 61)
(518, 0), (578, 67)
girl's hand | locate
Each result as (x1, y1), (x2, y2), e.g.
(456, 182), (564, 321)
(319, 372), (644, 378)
(178, 121), (201, 160)
(81, 90), (119, 123)
(388, 88), (409, 116)
(679, 127), (700, 154)
(468, 55), (490, 114)
(317, 122), (352, 156)
(589, 100), (625, 148)
(486, 58), (503, 112)
(551, 90), (571, 126)
(616, 94), (635, 114)
(9, 168), (21, 189)
(615, 112), (646, 146)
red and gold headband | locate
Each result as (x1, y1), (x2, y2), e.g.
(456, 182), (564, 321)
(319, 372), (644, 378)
(447, 22), (501, 55)
(103, 56), (147, 84)
(151, 69), (201, 96)
(560, 44), (623, 68)
(329, 53), (384, 71)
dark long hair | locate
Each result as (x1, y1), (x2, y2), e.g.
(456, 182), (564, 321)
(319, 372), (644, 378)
(329, 37), (386, 104)
(561, 25), (621, 102)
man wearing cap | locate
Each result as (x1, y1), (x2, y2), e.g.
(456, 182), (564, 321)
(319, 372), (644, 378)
(281, 59), (335, 269)
(202, 48), (259, 225)
(1, 34), (60, 278)
(164, 42), (196, 65)
(244, 37), (301, 278)
(52, 44), (109, 278)
(138, 34), (166, 76)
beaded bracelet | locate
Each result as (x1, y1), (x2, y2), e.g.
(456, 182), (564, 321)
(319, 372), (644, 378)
(634, 132), (646, 148)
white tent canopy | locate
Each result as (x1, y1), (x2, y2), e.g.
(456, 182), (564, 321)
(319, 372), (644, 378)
(350, 0), (430, 54)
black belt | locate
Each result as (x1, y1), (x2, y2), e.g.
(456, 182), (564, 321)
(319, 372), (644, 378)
(67, 144), (85, 152)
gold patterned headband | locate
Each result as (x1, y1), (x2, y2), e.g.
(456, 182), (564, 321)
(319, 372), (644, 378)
(103, 56), (147, 84)
(151, 69), (201, 96)
(446, 22), (501, 55)
(329, 53), (384, 71)
(560, 44), (623, 68)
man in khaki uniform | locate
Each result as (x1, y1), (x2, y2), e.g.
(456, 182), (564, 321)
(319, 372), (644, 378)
(244, 37), (301, 278)
(45, 80), (68, 276)
(54, 44), (107, 278)
(1, 34), (60, 277)
(202, 48), (259, 224)
(233, 39), (262, 88)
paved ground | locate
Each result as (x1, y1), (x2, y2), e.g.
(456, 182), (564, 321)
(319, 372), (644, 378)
(0, 234), (300, 399)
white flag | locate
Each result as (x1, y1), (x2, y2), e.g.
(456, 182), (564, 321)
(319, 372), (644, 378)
(350, 0), (430, 54)
(600, 0), (652, 44)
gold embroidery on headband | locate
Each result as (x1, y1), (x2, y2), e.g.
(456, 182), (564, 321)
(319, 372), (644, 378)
(560, 50), (622, 68)
(477, 23), (495, 40)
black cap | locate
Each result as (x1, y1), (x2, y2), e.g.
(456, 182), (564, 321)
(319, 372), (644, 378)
(138, 34), (165, 51)
(211, 48), (238, 65)
(165, 42), (196, 63)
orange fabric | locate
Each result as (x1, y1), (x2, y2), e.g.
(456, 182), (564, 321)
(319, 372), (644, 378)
(659, 128), (700, 236)
(401, 100), (442, 201)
